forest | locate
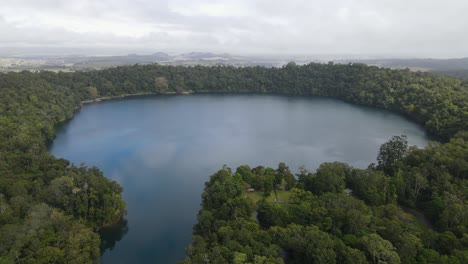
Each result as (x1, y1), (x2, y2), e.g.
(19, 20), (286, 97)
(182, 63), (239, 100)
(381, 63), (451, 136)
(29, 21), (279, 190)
(182, 134), (468, 263)
(0, 62), (467, 263)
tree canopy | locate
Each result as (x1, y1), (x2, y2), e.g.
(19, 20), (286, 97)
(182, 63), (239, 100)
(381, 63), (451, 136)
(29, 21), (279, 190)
(184, 151), (468, 263)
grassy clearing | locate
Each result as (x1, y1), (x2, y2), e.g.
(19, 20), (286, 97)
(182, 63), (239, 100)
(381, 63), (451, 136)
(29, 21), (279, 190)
(245, 190), (291, 204)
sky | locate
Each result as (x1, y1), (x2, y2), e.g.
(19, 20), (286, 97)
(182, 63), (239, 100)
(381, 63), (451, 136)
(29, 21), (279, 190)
(0, 0), (467, 58)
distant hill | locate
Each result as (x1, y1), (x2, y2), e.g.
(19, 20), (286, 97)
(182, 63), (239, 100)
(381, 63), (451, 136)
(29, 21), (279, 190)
(178, 52), (232, 60)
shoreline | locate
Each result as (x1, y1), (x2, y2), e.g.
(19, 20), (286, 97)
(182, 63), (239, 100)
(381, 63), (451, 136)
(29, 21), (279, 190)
(81, 91), (193, 106)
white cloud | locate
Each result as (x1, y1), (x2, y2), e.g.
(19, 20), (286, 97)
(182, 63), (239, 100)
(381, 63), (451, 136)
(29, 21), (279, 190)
(0, 0), (467, 57)
(169, 1), (251, 17)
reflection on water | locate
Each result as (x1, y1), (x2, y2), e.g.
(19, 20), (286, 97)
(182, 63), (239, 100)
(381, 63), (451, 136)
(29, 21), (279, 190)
(99, 219), (129, 255)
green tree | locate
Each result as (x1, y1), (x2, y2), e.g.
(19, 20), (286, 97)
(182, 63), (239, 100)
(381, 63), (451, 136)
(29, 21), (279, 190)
(377, 135), (408, 176)
(87, 86), (99, 99)
(311, 162), (349, 195)
(359, 234), (401, 264)
(154, 77), (169, 93)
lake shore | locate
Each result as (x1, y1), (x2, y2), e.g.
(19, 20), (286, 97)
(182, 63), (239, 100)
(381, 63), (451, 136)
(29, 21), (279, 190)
(81, 91), (193, 105)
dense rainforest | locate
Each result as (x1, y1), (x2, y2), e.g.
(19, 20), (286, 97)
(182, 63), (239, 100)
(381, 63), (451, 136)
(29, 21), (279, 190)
(0, 62), (467, 263)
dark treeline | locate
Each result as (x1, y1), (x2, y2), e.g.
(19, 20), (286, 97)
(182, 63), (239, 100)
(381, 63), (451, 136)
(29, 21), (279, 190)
(0, 62), (467, 262)
(183, 134), (467, 263)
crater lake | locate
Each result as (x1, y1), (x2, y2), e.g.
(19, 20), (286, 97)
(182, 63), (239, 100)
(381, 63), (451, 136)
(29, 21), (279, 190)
(49, 94), (429, 263)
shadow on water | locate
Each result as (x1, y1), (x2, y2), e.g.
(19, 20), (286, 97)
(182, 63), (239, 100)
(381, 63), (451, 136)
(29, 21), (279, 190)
(99, 219), (129, 255)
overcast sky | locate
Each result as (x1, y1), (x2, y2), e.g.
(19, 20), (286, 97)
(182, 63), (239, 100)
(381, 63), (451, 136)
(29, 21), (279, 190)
(0, 0), (467, 58)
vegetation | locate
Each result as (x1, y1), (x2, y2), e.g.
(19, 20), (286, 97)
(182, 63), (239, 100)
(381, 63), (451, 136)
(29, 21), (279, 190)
(183, 137), (467, 263)
(0, 62), (467, 262)
(0, 72), (126, 263)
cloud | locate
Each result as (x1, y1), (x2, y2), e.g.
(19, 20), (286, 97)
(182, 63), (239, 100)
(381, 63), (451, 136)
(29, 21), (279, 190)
(0, 0), (467, 57)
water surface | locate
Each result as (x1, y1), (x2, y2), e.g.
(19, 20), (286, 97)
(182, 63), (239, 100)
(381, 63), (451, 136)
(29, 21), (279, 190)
(50, 94), (429, 263)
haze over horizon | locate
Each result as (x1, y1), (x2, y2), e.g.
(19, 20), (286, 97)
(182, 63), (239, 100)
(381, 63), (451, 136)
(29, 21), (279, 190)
(0, 0), (467, 58)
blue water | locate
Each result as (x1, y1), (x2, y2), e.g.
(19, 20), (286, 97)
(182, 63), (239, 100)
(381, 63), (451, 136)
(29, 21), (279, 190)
(50, 94), (429, 263)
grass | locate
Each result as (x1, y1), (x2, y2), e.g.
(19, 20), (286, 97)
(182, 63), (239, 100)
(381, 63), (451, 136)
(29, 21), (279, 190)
(245, 190), (291, 204)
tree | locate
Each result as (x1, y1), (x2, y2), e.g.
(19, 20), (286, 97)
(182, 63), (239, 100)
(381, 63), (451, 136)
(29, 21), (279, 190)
(347, 169), (396, 205)
(276, 162), (295, 190)
(236, 165), (253, 185)
(87, 86), (99, 99)
(257, 200), (289, 228)
(271, 224), (337, 263)
(408, 169), (428, 203)
(154, 77), (169, 93)
(396, 233), (423, 264)
(311, 162), (348, 195)
(377, 135), (408, 175)
(233, 252), (248, 264)
(296, 166), (314, 191)
(359, 234), (401, 264)
(262, 172), (275, 198)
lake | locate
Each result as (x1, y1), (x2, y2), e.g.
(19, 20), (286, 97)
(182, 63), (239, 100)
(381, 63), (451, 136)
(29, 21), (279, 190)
(49, 94), (429, 263)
